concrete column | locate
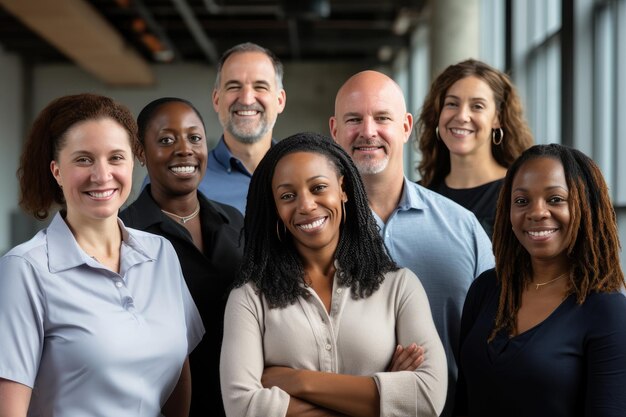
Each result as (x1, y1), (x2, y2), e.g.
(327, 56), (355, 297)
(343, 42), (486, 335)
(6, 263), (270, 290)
(430, 0), (481, 79)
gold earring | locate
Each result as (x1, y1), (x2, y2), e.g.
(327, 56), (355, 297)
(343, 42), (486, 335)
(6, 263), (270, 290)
(341, 200), (347, 225)
(435, 126), (441, 140)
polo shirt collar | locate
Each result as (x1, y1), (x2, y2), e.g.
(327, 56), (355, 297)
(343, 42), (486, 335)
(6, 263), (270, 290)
(47, 212), (153, 273)
(214, 135), (277, 175)
(397, 177), (428, 211)
(213, 135), (235, 171)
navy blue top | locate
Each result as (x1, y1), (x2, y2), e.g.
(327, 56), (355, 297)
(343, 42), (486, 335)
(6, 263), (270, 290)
(455, 269), (626, 417)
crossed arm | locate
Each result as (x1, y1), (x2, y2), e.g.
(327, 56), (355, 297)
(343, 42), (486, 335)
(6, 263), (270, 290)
(264, 344), (424, 417)
(221, 277), (446, 417)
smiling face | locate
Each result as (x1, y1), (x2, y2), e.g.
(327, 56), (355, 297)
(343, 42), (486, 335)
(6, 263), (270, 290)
(330, 71), (412, 178)
(272, 151), (347, 260)
(140, 101), (207, 198)
(212, 51), (286, 144)
(50, 117), (133, 224)
(510, 157), (571, 266)
(438, 75), (500, 160)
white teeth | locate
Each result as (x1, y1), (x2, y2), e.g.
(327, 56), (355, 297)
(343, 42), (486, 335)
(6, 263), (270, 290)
(236, 110), (258, 116)
(528, 229), (556, 237)
(299, 218), (326, 230)
(171, 166), (195, 174)
(89, 190), (114, 198)
(451, 128), (471, 135)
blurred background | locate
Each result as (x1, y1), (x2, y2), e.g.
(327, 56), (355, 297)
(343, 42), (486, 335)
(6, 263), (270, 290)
(0, 0), (624, 269)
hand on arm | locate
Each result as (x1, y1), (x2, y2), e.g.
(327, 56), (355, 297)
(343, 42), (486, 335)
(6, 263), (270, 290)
(162, 358), (191, 417)
(387, 343), (424, 371)
(0, 378), (31, 417)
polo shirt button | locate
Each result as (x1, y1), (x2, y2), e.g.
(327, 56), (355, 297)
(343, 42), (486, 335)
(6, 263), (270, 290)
(123, 296), (134, 308)
(325, 344), (332, 350)
(115, 281), (123, 288)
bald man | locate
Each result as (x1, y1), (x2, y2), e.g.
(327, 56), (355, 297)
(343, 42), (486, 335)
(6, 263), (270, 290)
(330, 71), (494, 416)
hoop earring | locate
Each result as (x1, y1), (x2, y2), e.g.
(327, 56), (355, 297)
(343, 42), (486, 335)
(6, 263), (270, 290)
(276, 219), (286, 242)
(492, 128), (504, 145)
(435, 126), (441, 140)
(341, 200), (347, 225)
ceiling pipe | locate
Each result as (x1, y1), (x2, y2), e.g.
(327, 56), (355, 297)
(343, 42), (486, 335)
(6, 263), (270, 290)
(203, 0), (283, 17)
(132, 0), (180, 61)
(170, 0), (219, 63)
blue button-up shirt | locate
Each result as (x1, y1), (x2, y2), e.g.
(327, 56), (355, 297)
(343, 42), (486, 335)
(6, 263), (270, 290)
(198, 136), (254, 214)
(373, 178), (494, 417)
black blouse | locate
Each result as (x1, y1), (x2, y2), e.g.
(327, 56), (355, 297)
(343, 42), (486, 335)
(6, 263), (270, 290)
(428, 178), (503, 239)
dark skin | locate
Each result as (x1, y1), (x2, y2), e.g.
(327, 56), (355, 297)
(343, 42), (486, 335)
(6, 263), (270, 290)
(510, 158), (572, 335)
(265, 152), (424, 417)
(139, 101), (207, 251)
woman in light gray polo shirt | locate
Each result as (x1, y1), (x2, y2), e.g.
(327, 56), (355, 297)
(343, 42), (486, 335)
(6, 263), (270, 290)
(0, 93), (204, 417)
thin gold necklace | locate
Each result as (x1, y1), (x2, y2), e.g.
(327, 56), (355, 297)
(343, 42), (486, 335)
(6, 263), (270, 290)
(161, 202), (200, 224)
(534, 272), (569, 290)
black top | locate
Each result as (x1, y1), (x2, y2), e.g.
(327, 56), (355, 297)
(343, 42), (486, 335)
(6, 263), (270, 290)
(119, 186), (244, 417)
(428, 178), (503, 239)
(455, 269), (626, 417)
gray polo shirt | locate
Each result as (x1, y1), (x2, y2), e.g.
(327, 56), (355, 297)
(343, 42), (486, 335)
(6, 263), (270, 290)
(0, 213), (204, 417)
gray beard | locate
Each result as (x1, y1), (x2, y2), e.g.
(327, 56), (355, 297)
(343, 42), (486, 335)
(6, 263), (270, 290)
(224, 118), (274, 144)
(354, 156), (389, 175)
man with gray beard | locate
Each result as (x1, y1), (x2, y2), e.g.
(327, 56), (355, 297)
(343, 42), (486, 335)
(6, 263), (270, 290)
(201, 42), (286, 213)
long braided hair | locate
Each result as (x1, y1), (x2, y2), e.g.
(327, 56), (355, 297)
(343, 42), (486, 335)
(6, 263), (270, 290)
(490, 144), (625, 340)
(235, 132), (398, 308)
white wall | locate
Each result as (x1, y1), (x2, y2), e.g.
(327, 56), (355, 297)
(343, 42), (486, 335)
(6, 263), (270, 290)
(3, 60), (365, 249)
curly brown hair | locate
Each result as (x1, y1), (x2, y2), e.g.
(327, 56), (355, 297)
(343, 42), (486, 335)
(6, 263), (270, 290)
(417, 59), (533, 187)
(18, 93), (138, 219)
(490, 144), (625, 340)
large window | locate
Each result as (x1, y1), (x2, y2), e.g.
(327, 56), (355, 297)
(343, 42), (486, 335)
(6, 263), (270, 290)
(511, 0), (562, 144)
(593, 0), (626, 205)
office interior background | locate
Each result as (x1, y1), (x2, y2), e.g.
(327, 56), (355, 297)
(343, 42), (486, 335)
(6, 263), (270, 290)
(0, 0), (624, 270)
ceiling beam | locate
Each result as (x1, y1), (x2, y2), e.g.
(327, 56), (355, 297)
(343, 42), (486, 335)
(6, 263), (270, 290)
(0, 0), (155, 86)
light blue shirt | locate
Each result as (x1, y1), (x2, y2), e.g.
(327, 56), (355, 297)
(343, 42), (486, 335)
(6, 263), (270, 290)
(373, 178), (494, 416)
(0, 213), (204, 417)
(199, 136), (254, 214)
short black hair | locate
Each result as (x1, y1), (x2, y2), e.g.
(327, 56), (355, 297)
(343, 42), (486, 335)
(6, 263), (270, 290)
(136, 97), (205, 146)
